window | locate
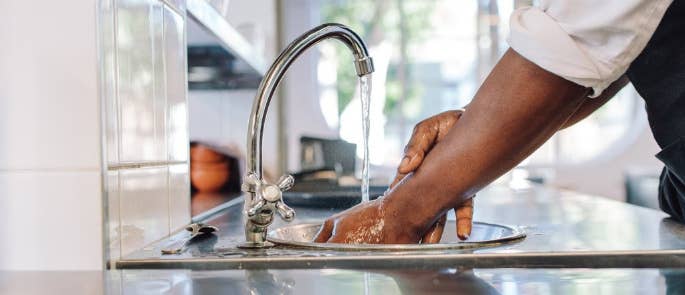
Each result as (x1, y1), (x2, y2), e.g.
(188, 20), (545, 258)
(315, 0), (645, 181)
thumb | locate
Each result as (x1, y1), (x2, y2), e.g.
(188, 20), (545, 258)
(398, 151), (427, 175)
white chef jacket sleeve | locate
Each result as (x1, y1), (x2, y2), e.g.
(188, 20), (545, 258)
(508, 0), (673, 97)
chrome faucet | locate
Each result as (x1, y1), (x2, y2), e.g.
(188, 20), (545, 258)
(238, 23), (374, 248)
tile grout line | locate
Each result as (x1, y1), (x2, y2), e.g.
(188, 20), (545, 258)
(112, 0), (122, 268)
(108, 160), (187, 170)
(162, 8), (173, 238)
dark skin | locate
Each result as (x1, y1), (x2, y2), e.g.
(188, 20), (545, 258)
(390, 109), (474, 242)
(394, 74), (628, 244)
(314, 48), (628, 244)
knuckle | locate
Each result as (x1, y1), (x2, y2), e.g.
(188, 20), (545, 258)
(411, 122), (424, 134)
(457, 212), (473, 219)
(403, 143), (415, 154)
(412, 123), (428, 136)
(448, 110), (461, 118)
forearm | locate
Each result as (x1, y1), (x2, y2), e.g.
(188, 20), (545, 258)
(385, 49), (589, 233)
(561, 75), (629, 129)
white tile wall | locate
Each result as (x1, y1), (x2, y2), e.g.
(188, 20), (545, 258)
(0, 0), (190, 270)
(165, 6), (190, 162)
(107, 170), (121, 261)
(152, 2), (169, 162)
(0, 0), (107, 271)
(102, 0), (120, 165)
(169, 164), (191, 231)
(119, 167), (169, 256)
(0, 0), (101, 171)
(105, 0), (191, 260)
(0, 171), (104, 270)
(117, 0), (167, 162)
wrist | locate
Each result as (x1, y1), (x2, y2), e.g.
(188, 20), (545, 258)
(382, 175), (444, 239)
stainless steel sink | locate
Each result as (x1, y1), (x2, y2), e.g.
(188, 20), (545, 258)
(115, 186), (685, 269)
(267, 221), (526, 251)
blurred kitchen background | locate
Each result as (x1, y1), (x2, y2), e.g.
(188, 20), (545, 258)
(0, 0), (662, 270)
(189, 0), (660, 203)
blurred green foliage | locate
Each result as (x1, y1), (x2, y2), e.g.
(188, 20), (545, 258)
(321, 0), (435, 117)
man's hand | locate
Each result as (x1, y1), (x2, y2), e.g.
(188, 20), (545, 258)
(389, 110), (474, 243)
(313, 198), (422, 244)
(313, 110), (475, 245)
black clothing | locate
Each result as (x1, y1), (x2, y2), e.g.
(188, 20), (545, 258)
(626, 0), (685, 221)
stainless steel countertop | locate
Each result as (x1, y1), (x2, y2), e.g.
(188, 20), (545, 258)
(116, 185), (685, 269)
(2, 268), (684, 294)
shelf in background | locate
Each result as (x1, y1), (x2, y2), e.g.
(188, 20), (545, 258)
(186, 0), (267, 90)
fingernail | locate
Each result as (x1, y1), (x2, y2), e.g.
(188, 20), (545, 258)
(399, 156), (410, 167)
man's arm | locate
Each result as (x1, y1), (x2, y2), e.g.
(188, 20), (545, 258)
(315, 48), (591, 243)
(386, 49), (589, 235)
(561, 75), (630, 129)
(389, 74), (627, 243)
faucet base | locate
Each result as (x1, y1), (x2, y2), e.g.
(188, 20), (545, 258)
(237, 241), (275, 249)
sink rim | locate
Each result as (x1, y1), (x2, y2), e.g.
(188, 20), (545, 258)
(267, 221), (526, 251)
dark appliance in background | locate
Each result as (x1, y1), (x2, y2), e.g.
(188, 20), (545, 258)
(187, 45), (262, 90)
(298, 136), (356, 176)
(285, 136), (387, 208)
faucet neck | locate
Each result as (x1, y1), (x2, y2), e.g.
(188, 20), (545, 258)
(246, 23), (374, 178)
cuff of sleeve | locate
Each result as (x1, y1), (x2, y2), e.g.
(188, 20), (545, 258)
(507, 7), (610, 97)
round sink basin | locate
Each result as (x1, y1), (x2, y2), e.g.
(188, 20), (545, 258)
(267, 221), (525, 251)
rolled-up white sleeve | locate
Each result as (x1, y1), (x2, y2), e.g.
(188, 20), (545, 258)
(508, 0), (673, 97)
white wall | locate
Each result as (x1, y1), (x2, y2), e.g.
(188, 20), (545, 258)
(0, 0), (104, 270)
(0, 0), (191, 270)
(280, 0), (339, 172)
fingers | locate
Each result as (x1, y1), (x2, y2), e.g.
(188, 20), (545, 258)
(456, 198), (474, 240)
(398, 131), (433, 175)
(421, 214), (447, 244)
(397, 110), (463, 175)
(389, 172), (407, 189)
(391, 124), (441, 189)
(313, 219), (334, 243)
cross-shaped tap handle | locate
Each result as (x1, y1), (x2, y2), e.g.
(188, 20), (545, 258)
(277, 174), (295, 191)
(243, 174), (296, 222)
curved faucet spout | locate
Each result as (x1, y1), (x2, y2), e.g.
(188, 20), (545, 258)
(247, 23), (374, 178)
(239, 23), (374, 248)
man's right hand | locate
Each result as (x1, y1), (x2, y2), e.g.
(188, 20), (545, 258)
(388, 109), (474, 243)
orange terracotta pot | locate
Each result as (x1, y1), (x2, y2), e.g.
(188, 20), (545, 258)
(191, 161), (230, 193)
(190, 144), (225, 163)
(191, 161), (229, 170)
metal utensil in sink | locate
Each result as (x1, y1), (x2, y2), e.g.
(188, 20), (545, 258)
(267, 221), (525, 251)
(161, 223), (218, 254)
